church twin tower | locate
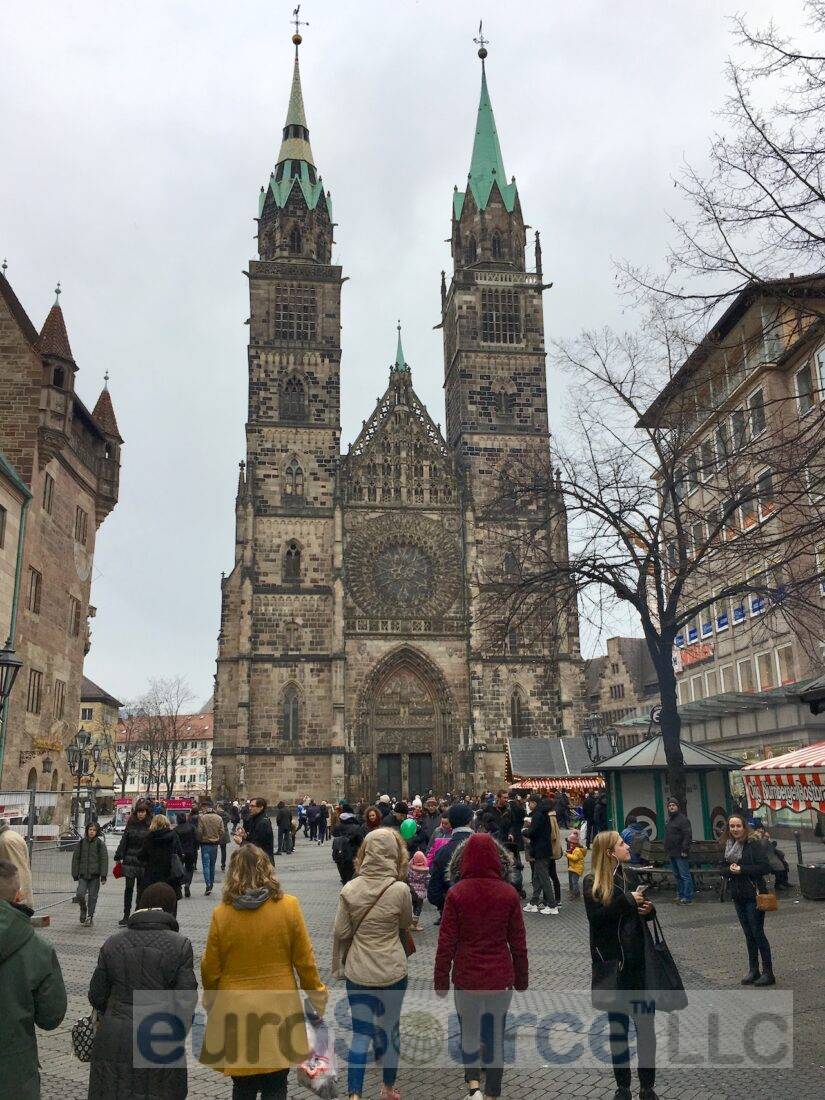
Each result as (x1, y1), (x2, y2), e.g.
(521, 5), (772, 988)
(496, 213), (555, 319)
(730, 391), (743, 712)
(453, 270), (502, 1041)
(213, 35), (583, 802)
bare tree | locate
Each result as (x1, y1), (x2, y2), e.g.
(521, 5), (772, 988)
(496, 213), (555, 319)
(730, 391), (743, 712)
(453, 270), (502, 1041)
(483, 300), (825, 806)
(107, 702), (147, 797)
(624, 2), (825, 327)
(142, 677), (195, 800)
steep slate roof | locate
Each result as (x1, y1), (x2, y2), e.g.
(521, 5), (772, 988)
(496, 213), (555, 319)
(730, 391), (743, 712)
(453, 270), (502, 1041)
(507, 736), (595, 779)
(454, 62), (518, 219)
(81, 675), (124, 709)
(92, 385), (123, 443)
(597, 735), (740, 772)
(0, 272), (40, 346)
(38, 301), (75, 362)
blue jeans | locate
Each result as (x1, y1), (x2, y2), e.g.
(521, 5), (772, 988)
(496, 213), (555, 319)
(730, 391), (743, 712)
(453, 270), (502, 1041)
(345, 976), (407, 1096)
(201, 843), (218, 888)
(670, 856), (694, 901)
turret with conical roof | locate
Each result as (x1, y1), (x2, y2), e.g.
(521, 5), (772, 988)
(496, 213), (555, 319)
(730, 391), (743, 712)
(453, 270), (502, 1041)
(451, 50), (525, 273)
(257, 35), (333, 264)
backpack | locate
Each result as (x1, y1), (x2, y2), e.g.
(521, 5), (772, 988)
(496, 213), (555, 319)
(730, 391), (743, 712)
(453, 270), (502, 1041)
(331, 834), (352, 863)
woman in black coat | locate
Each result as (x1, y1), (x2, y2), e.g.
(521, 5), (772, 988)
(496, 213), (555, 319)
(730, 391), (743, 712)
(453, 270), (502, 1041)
(87, 882), (197, 1099)
(113, 799), (150, 926)
(720, 813), (775, 986)
(139, 814), (184, 898)
(583, 829), (658, 1100)
(173, 812), (199, 899)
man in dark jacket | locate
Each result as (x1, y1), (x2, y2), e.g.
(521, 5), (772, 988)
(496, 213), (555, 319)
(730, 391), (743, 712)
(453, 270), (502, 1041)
(479, 790), (509, 840)
(215, 802), (231, 870)
(0, 859), (67, 1100)
(330, 804), (364, 884)
(427, 803), (474, 921)
(663, 797), (694, 903)
(524, 794), (559, 913)
(240, 797), (275, 861)
(275, 802), (293, 854)
(582, 791), (597, 847)
(419, 797), (442, 845)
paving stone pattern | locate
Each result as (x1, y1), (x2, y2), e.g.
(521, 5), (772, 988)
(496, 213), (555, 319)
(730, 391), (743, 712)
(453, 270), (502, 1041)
(37, 835), (825, 1099)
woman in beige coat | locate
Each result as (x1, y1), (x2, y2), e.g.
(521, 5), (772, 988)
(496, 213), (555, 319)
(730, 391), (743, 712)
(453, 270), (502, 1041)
(332, 827), (413, 1100)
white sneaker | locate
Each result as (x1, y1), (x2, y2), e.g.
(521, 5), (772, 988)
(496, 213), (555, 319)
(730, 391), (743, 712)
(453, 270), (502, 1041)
(540, 906), (560, 915)
(465, 1090), (484, 1100)
(523, 903), (539, 913)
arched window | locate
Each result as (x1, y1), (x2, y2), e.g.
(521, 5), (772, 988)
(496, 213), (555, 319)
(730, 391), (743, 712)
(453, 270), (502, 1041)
(284, 540), (301, 581)
(281, 377), (306, 421)
(289, 225), (302, 254)
(510, 690), (526, 737)
(503, 551), (518, 577)
(491, 233), (503, 260)
(497, 388), (516, 419)
(282, 685), (300, 741)
(506, 629), (519, 656)
(26, 767), (38, 791)
(466, 236), (477, 264)
(284, 458), (304, 499)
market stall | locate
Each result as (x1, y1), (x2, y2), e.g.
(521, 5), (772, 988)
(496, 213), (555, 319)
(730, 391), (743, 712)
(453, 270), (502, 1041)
(505, 737), (604, 802)
(742, 742), (825, 899)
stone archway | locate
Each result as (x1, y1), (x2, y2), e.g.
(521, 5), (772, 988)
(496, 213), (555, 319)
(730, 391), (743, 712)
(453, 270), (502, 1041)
(353, 646), (456, 799)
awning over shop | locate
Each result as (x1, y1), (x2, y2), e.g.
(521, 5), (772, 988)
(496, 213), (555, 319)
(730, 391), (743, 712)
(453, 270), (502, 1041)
(505, 737), (603, 793)
(742, 741), (825, 812)
(518, 776), (604, 793)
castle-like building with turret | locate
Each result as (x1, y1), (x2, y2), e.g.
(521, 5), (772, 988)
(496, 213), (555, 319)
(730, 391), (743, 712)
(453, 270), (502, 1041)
(213, 36), (583, 802)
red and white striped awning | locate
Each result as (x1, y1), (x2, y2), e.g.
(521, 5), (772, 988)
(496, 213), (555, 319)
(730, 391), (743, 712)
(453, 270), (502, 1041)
(510, 775), (605, 793)
(742, 741), (825, 812)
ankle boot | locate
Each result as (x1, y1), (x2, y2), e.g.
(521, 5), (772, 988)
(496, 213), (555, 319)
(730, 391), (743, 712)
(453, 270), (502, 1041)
(753, 970), (776, 986)
(740, 967), (760, 985)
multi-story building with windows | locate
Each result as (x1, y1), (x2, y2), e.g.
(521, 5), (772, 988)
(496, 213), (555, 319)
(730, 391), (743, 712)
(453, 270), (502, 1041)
(0, 273), (121, 797)
(584, 637), (661, 748)
(116, 711), (213, 802)
(646, 278), (825, 762)
(79, 675), (123, 809)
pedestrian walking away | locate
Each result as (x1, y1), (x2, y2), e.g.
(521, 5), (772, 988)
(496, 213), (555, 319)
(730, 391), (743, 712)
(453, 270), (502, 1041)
(663, 798), (694, 903)
(317, 800), (330, 844)
(174, 811), (199, 898)
(113, 798), (151, 924)
(139, 813), (185, 898)
(522, 792), (561, 914)
(217, 801), (232, 870)
(201, 844), (327, 1099)
(196, 799), (225, 894)
(332, 828), (414, 1100)
(275, 801), (293, 854)
(71, 820), (108, 926)
(434, 832), (528, 1100)
(0, 859), (67, 1100)
(583, 830), (659, 1100)
(407, 850), (429, 930)
(719, 814), (776, 986)
(428, 803), (475, 923)
(87, 881), (197, 1099)
(331, 803), (365, 884)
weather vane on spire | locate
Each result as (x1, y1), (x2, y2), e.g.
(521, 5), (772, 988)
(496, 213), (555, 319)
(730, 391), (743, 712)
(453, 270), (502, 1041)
(104, 370), (110, 389)
(474, 20), (489, 61)
(54, 281), (61, 304)
(292, 5), (308, 50)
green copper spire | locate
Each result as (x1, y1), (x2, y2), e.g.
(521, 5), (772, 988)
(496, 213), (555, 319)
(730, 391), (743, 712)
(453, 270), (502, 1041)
(454, 52), (518, 218)
(391, 321), (410, 374)
(259, 33), (330, 216)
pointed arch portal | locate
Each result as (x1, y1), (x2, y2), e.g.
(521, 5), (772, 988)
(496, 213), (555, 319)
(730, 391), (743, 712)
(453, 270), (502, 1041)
(354, 646), (456, 799)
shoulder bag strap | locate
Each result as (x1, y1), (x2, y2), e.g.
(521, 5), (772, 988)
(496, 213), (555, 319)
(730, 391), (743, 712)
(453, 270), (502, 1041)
(349, 880), (397, 942)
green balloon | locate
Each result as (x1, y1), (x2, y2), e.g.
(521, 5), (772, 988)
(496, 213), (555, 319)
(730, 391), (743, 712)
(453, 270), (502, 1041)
(400, 818), (417, 839)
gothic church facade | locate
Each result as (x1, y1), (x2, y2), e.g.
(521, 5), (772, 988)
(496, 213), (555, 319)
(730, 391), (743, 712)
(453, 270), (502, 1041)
(213, 39), (583, 802)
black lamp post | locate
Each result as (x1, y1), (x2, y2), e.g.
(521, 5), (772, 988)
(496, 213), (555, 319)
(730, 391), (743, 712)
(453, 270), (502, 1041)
(582, 712), (619, 766)
(0, 639), (23, 706)
(66, 728), (101, 829)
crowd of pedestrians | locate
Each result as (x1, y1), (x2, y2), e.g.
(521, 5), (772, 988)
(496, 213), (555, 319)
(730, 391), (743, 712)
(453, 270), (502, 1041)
(0, 784), (791, 1100)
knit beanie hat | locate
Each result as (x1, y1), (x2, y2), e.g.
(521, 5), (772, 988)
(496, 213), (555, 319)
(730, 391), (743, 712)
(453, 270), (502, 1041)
(378, 794), (391, 804)
(448, 802), (474, 828)
(395, 801), (409, 816)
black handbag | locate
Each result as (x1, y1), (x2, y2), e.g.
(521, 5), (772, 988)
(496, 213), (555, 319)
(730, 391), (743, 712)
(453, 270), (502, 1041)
(642, 915), (688, 1012)
(170, 852), (186, 883)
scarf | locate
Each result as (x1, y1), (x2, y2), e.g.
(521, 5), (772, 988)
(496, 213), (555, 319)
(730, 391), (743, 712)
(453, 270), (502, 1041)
(725, 838), (744, 863)
(231, 887), (272, 910)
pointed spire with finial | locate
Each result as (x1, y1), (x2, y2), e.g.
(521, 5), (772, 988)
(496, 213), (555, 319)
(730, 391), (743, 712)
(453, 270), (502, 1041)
(1, 259), (7, 279)
(38, 283), (75, 363)
(454, 24), (518, 218)
(391, 320), (410, 374)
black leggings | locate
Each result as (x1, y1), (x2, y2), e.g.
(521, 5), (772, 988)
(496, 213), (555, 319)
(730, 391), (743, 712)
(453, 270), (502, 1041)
(733, 898), (773, 971)
(123, 875), (137, 917)
(231, 1070), (288, 1099)
(607, 1009), (656, 1090)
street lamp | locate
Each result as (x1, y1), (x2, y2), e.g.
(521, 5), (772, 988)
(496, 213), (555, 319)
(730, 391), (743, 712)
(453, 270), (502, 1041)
(0, 639), (23, 706)
(582, 712), (619, 766)
(66, 728), (100, 829)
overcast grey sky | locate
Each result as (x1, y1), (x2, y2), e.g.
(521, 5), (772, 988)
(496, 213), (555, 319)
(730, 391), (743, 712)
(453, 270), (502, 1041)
(2, 0), (805, 706)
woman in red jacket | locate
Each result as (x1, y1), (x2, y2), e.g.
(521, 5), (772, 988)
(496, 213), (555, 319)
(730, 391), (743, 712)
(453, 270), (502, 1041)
(434, 831), (528, 1100)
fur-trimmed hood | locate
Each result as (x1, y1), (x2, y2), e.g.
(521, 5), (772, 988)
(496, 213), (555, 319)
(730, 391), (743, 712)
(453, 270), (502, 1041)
(447, 832), (513, 885)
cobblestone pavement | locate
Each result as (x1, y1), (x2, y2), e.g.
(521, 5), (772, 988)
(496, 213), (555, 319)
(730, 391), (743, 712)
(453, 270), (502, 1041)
(35, 834), (825, 1099)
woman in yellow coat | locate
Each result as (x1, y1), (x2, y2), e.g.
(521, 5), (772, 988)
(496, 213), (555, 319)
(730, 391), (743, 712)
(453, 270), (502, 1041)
(200, 843), (327, 1099)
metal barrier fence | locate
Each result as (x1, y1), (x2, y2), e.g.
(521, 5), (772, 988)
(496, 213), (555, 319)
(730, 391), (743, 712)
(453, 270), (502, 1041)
(30, 841), (77, 912)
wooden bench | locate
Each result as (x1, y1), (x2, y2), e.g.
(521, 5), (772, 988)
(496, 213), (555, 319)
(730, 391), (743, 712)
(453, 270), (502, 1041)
(634, 838), (724, 896)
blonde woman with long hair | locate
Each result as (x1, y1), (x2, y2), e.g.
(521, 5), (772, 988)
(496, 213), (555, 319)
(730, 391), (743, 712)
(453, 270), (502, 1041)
(200, 844), (326, 1099)
(332, 827), (413, 1100)
(583, 830), (658, 1100)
